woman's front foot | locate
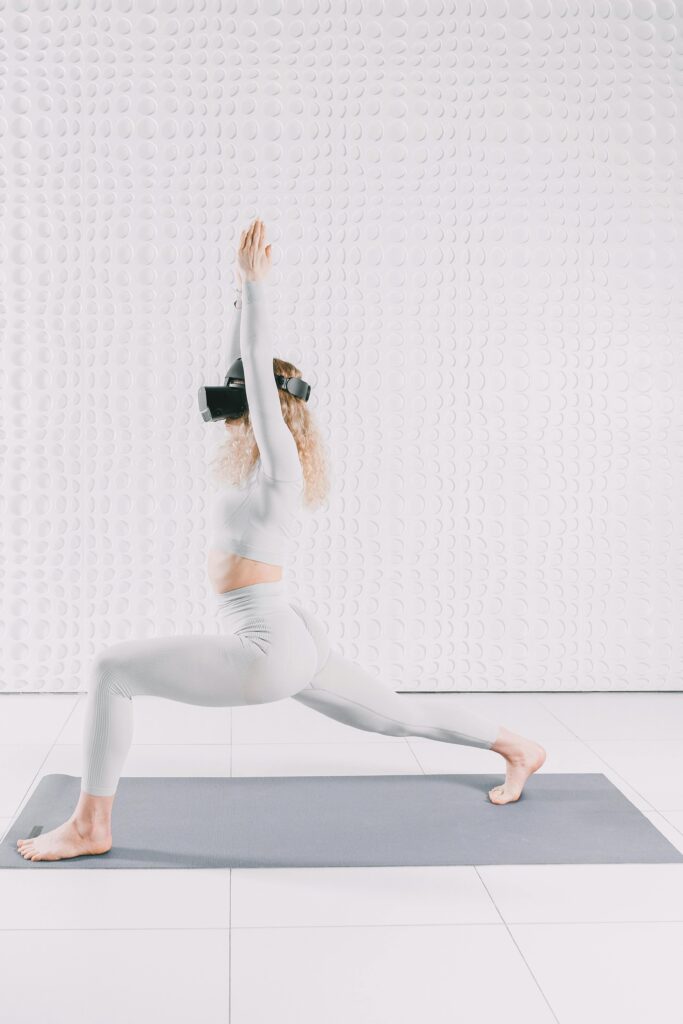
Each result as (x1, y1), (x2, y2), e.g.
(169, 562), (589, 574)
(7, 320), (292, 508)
(16, 816), (112, 861)
(16, 788), (115, 861)
(488, 726), (547, 805)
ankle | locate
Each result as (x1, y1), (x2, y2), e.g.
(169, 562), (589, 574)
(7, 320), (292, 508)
(70, 813), (111, 834)
(490, 726), (527, 758)
(491, 725), (513, 749)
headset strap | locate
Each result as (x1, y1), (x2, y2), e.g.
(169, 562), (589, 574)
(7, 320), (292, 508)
(224, 370), (311, 403)
(276, 374), (311, 401)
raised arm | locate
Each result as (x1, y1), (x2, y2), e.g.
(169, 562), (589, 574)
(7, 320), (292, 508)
(240, 279), (302, 483)
(226, 288), (242, 365)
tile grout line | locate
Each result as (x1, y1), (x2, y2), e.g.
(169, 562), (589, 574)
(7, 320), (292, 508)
(7, 696), (85, 824)
(5, 917), (683, 933)
(403, 737), (427, 773)
(1, 920), (683, 932)
(534, 697), (661, 811)
(473, 865), (561, 1023)
(227, 918), (683, 928)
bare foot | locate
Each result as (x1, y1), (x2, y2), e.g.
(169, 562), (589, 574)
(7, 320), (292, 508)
(16, 817), (112, 862)
(488, 731), (547, 805)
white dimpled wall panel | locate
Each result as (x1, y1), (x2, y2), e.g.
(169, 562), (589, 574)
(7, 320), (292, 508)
(1, 5), (682, 693)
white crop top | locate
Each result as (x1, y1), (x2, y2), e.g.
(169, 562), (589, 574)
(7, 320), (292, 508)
(209, 279), (304, 567)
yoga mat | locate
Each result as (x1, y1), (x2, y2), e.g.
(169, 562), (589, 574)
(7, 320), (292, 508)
(1, 772), (681, 868)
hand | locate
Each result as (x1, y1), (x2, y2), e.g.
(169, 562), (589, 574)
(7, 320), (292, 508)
(237, 218), (272, 284)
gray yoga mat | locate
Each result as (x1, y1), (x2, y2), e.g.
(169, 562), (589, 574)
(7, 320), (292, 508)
(2, 772), (681, 868)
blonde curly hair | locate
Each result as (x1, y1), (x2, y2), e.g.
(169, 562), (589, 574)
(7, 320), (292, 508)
(209, 356), (330, 510)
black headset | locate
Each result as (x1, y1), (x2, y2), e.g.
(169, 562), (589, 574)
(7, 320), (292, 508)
(198, 356), (312, 423)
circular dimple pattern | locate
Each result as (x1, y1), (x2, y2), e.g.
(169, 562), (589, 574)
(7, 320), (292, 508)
(2, 6), (682, 694)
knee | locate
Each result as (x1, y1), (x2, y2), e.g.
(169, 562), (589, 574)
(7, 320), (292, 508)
(88, 645), (132, 700)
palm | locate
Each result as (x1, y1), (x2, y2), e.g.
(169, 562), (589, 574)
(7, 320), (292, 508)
(237, 219), (271, 283)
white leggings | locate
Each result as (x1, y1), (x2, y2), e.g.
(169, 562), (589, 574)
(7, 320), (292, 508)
(81, 580), (501, 796)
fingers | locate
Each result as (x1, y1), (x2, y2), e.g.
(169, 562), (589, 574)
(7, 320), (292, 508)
(252, 219), (264, 252)
(245, 217), (265, 249)
(239, 218), (267, 275)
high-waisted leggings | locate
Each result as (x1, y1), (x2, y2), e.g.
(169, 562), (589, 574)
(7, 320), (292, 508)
(81, 580), (501, 796)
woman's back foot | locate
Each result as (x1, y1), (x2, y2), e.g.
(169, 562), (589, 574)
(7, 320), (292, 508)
(487, 729), (547, 805)
(16, 818), (112, 861)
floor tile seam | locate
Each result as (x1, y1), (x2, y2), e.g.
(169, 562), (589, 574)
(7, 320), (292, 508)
(1, 918), (683, 932)
(474, 864), (561, 1023)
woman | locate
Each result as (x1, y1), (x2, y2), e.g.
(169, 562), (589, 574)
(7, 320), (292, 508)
(17, 218), (546, 862)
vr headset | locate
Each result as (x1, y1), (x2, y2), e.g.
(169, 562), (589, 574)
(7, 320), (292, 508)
(198, 356), (312, 423)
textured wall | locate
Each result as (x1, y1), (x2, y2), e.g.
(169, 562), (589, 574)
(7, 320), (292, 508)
(2, 4), (682, 693)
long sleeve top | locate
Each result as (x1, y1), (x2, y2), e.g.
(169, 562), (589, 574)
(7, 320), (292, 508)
(209, 280), (304, 566)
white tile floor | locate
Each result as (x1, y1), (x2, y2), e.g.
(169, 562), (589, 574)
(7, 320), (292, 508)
(2, 690), (683, 1024)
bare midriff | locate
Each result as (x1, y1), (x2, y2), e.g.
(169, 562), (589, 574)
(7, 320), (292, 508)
(207, 547), (283, 594)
